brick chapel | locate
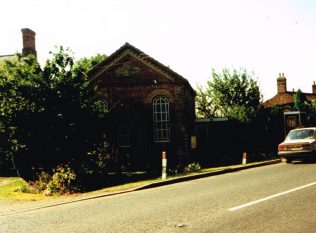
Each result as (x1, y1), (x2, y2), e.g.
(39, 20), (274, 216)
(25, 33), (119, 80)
(88, 43), (196, 168)
(2, 29), (196, 168)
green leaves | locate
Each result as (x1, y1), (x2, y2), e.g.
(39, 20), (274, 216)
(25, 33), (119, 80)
(0, 47), (107, 174)
(293, 89), (308, 111)
(195, 84), (218, 118)
(196, 68), (262, 123)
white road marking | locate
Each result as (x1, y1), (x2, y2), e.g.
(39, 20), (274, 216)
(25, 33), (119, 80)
(228, 181), (316, 212)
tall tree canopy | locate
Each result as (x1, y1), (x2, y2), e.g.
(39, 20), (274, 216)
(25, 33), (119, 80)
(0, 47), (107, 176)
(293, 88), (308, 111)
(196, 68), (262, 123)
(73, 53), (106, 74)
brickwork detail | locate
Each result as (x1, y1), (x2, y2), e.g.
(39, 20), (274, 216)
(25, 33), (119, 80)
(89, 43), (196, 164)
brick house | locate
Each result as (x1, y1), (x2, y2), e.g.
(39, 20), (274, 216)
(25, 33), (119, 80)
(262, 73), (316, 108)
(261, 73), (316, 149)
(88, 43), (196, 168)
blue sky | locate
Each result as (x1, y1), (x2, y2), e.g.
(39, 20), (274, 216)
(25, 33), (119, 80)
(1, 0), (316, 100)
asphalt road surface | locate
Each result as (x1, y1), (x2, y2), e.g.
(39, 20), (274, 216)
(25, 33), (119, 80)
(1, 162), (316, 232)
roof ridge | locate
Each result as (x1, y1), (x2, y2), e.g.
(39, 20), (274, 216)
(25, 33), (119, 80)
(89, 42), (179, 78)
(88, 42), (195, 94)
(0, 54), (15, 58)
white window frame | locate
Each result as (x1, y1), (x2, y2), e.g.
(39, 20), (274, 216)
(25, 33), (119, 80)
(153, 96), (170, 142)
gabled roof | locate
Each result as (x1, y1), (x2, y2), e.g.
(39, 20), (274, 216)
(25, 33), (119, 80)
(88, 42), (195, 94)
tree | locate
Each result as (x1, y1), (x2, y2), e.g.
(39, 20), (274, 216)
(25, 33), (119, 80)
(293, 89), (307, 111)
(195, 84), (218, 118)
(196, 68), (262, 123)
(0, 54), (42, 172)
(73, 54), (106, 74)
(0, 47), (107, 178)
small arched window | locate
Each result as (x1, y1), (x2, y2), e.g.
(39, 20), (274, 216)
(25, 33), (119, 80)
(153, 96), (170, 142)
(95, 99), (109, 113)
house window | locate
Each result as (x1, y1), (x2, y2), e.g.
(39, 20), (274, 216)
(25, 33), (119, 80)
(118, 124), (130, 147)
(153, 96), (170, 142)
(95, 99), (109, 113)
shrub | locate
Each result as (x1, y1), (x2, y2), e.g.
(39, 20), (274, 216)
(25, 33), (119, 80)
(20, 164), (80, 196)
(19, 171), (51, 194)
(30, 171), (51, 193)
(19, 183), (37, 194)
(183, 162), (201, 173)
(46, 165), (79, 195)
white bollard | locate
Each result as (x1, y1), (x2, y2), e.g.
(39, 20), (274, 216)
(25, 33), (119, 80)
(162, 151), (167, 179)
(242, 152), (247, 165)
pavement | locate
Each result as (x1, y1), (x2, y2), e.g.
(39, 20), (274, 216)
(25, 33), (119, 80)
(0, 159), (281, 217)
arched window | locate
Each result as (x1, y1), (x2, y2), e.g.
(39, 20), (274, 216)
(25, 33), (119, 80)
(153, 96), (170, 142)
(95, 99), (109, 113)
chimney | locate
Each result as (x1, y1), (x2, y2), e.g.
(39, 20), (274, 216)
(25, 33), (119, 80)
(313, 81), (316, 94)
(21, 28), (37, 58)
(277, 73), (287, 93)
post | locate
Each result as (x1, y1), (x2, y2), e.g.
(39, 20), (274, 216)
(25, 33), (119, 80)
(162, 151), (167, 179)
(11, 155), (20, 177)
(242, 152), (247, 165)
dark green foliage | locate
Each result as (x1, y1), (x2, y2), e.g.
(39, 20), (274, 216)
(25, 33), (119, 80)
(196, 68), (262, 123)
(293, 89), (308, 111)
(0, 47), (108, 180)
(0, 54), (41, 173)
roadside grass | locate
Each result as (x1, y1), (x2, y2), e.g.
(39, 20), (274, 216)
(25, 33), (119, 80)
(0, 160), (278, 201)
(88, 160), (274, 195)
(0, 177), (54, 201)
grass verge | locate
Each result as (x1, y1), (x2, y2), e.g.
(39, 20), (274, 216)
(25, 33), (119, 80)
(0, 177), (53, 201)
(88, 160), (279, 195)
(0, 160), (279, 201)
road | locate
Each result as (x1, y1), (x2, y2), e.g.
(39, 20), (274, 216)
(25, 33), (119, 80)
(1, 162), (316, 232)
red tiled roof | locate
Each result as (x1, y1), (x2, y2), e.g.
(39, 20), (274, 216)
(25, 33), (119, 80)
(262, 91), (316, 108)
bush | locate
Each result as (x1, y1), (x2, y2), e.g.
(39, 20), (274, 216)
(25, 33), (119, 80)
(19, 183), (37, 194)
(31, 171), (51, 193)
(183, 162), (201, 173)
(19, 171), (51, 194)
(46, 165), (79, 195)
(20, 164), (79, 196)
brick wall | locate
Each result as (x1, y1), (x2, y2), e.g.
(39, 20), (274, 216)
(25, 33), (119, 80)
(92, 47), (195, 167)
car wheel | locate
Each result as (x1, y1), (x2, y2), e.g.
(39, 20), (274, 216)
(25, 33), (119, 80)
(286, 158), (292, 164)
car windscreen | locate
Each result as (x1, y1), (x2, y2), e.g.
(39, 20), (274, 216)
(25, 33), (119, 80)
(286, 129), (315, 140)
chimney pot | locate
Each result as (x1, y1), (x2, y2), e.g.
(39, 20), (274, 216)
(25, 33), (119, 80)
(277, 73), (287, 93)
(313, 81), (316, 94)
